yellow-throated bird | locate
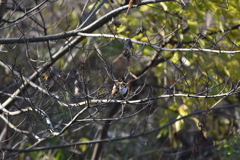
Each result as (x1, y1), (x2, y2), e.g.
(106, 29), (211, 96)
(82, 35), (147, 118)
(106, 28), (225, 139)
(111, 77), (128, 97)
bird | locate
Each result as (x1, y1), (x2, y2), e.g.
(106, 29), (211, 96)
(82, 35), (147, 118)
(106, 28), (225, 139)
(111, 77), (128, 97)
(123, 39), (134, 61)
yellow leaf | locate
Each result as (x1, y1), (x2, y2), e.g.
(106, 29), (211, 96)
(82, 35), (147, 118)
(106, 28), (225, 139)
(79, 137), (89, 152)
(140, 37), (149, 42)
(178, 104), (189, 117)
(171, 52), (179, 63)
(88, 3), (95, 10)
(175, 115), (184, 132)
(219, 21), (224, 33)
(139, 5), (149, 12)
(157, 118), (169, 139)
(160, 2), (168, 11)
(117, 25), (127, 33)
(41, 73), (49, 80)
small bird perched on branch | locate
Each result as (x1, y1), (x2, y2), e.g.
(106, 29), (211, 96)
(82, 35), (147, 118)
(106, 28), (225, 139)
(125, 0), (141, 16)
(123, 39), (133, 61)
(111, 77), (129, 97)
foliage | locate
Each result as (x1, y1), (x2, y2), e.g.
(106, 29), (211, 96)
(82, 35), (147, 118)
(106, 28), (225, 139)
(1, 0), (240, 159)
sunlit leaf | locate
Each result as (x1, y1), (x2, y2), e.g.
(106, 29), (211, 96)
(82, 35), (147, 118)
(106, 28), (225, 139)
(175, 115), (184, 132)
(79, 137), (90, 152)
(160, 2), (168, 11)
